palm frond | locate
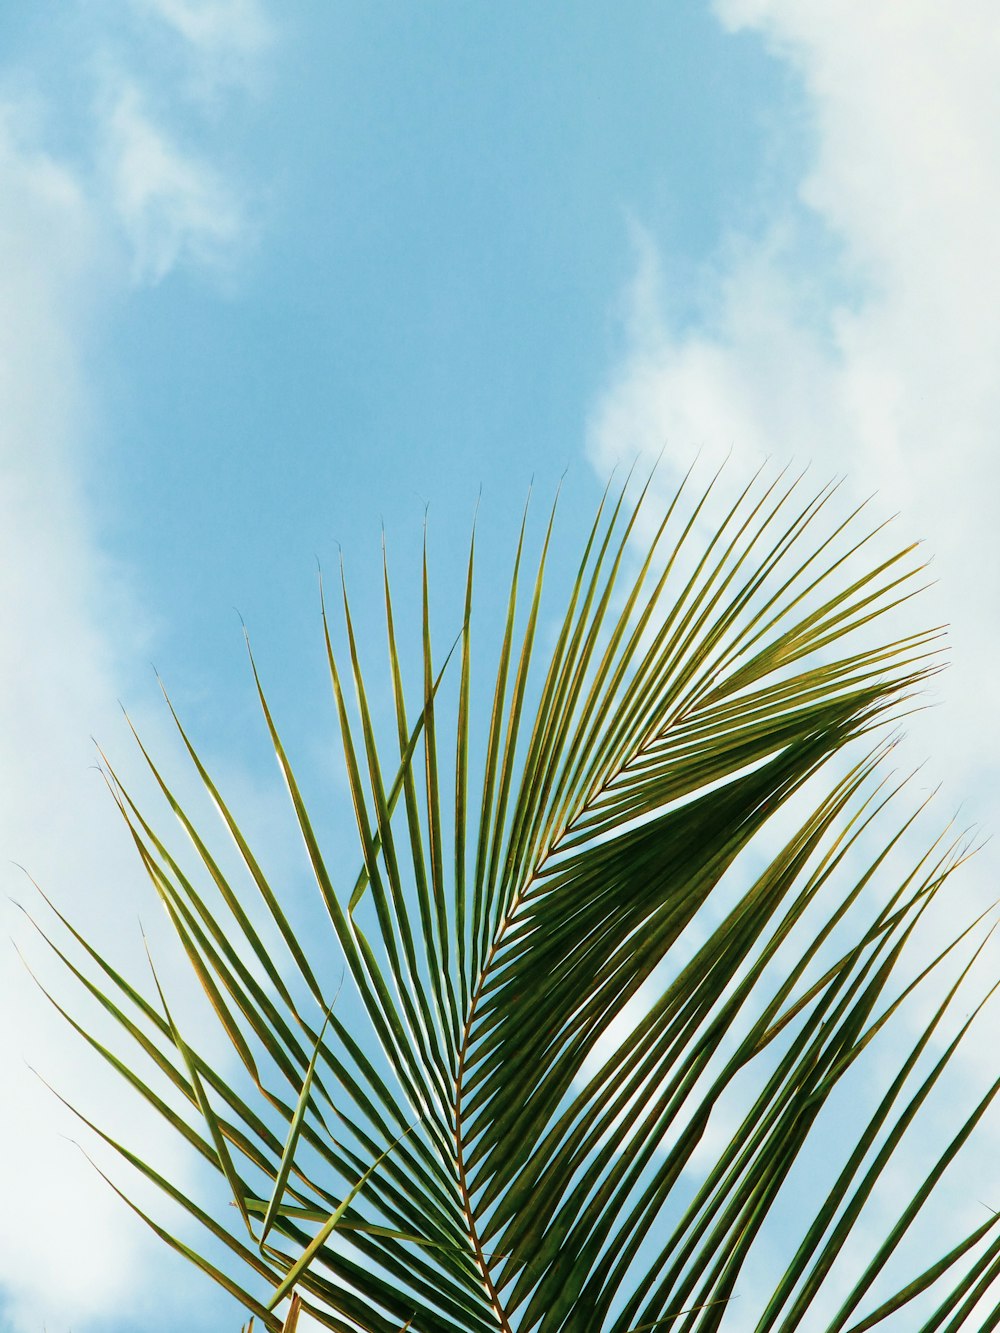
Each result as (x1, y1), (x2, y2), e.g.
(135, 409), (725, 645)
(31, 467), (1000, 1332)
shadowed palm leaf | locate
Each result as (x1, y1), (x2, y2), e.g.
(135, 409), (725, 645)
(28, 465), (1000, 1331)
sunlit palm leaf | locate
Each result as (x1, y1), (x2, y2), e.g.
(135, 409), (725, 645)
(29, 466), (1000, 1332)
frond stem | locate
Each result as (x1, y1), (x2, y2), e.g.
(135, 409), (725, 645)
(455, 906), (521, 1333)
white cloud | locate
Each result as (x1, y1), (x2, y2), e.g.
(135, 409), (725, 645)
(0, 105), (198, 1329)
(590, 0), (1000, 806)
(0, 8), (269, 1330)
(588, 2), (1000, 1320)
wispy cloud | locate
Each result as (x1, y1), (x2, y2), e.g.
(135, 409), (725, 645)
(103, 81), (248, 284)
(132, 0), (273, 92)
(138, 0), (271, 55)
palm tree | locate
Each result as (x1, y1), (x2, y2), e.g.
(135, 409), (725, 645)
(27, 464), (1000, 1331)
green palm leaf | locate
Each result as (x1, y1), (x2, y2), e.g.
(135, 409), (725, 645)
(30, 467), (1000, 1332)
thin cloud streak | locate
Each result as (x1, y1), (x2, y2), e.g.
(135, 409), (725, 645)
(102, 80), (249, 285)
(136, 0), (272, 64)
(131, 0), (274, 97)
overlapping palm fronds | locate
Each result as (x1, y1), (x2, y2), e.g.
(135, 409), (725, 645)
(28, 465), (1000, 1331)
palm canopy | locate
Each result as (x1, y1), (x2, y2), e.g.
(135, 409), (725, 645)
(27, 464), (1000, 1332)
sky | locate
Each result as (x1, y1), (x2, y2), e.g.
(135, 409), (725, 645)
(2, 2), (1000, 1330)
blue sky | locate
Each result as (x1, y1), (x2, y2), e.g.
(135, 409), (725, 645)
(3, 3), (1000, 1331)
(86, 3), (796, 713)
